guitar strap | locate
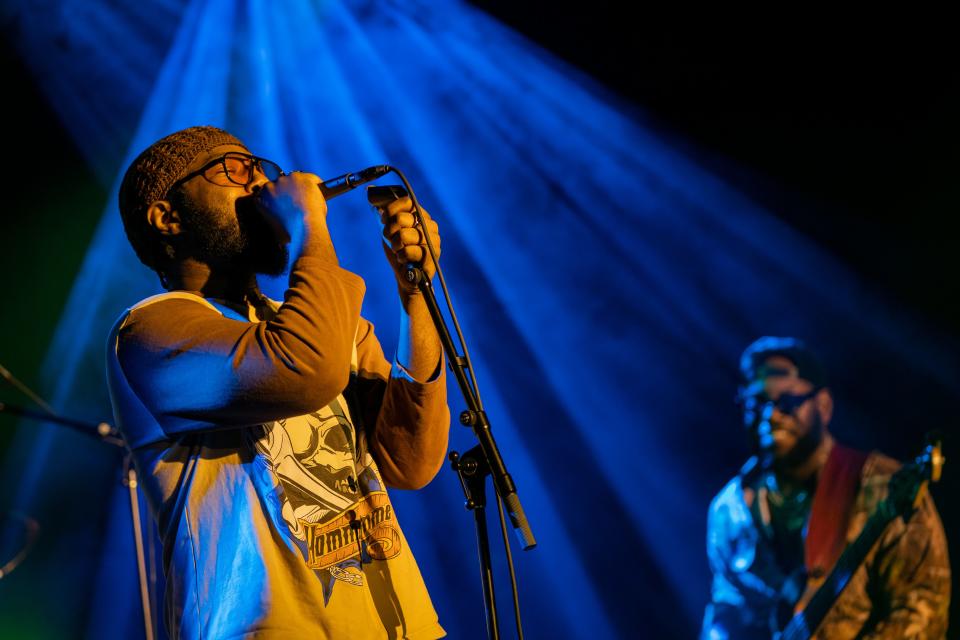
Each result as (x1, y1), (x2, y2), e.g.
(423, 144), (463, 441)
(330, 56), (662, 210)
(804, 443), (869, 578)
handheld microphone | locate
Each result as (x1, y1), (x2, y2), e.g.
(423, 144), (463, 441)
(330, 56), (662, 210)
(318, 165), (391, 200)
(756, 401), (776, 452)
(753, 400), (777, 470)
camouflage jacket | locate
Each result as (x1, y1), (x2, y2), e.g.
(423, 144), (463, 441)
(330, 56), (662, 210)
(701, 449), (950, 639)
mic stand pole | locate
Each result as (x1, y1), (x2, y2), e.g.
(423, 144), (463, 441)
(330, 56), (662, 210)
(122, 454), (156, 640)
(0, 398), (155, 640)
(403, 265), (536, 640)
(450, 445), (498, 637)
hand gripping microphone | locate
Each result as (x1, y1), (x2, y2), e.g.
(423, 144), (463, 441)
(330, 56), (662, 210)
(318, 165), (391, 200)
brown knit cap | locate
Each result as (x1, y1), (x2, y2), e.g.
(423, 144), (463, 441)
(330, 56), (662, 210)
(118, 125), (246, 223)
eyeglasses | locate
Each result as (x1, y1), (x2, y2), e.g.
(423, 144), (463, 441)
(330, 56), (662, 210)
(170, 152), (284, 192)
(737, 388), (821, 418)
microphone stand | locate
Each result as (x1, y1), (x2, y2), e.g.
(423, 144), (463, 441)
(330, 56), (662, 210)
(0, 366), (155, 640)
(405, 266), (536, 639)
(371, 170), (536, 640)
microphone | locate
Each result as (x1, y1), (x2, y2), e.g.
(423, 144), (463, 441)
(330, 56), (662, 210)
(754, 400), (776, 469)
(318, 165), (391, 200)
(756, 401), (776, 452)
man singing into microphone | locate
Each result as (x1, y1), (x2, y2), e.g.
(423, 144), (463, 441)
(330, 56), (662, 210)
(106, 126), (449, 639)
(701, 337), (950, 639)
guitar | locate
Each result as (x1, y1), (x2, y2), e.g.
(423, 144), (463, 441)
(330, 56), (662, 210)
(774, 437), (945, 640)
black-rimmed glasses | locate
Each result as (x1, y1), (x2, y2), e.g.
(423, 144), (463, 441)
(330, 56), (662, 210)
(737, 387), (821, 418)
(170, 152), (284, 192)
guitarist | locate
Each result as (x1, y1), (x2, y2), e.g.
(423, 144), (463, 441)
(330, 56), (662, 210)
(701, 337), (950, 639)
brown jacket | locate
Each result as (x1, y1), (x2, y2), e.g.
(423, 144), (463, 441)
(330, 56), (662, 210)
(702, 447), (950, 639)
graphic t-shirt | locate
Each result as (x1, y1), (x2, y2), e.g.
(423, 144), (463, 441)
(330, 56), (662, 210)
(106, 259), (448, 640)
(250, 394), (409, 601)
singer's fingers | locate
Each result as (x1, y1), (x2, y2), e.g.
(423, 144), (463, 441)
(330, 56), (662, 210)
(382, 213), (439, 236)
(387, 227), (424, 251)
(395, 244), (426, 265)
(380, 196), (414, 217)
(379, 207), (422, 227)
(382, 212), (417, 235)
(400, 242), (440, 271)
(379, 201), (435, 224)
(403, 234), (441, 262)
(377, 204), (410, 224)
(387, 225), (441, 250)
(387, 228), (441, 255)
(380, 200), (440, 282)
(383, 222), (438, 247)
(255, 170), (328, 227)
(420, 221), (441, 253)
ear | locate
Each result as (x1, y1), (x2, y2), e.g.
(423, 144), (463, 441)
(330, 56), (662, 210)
(815, 387), (833, 428)
(146, 200), (182, 236)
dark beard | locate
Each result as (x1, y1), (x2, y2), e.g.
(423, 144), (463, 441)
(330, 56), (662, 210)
(172, 190), (288, 276)
(776, 413), (825, 470)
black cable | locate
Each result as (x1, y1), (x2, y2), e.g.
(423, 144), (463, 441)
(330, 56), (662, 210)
(387, 167), (485, 410)
(496, 493), (525, 640)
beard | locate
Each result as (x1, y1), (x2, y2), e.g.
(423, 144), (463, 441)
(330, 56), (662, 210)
(773, 413), (825, 470)
(172, 190), (288, 276)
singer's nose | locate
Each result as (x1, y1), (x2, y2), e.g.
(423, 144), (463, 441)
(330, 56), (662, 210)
(246, 172), (272, 194)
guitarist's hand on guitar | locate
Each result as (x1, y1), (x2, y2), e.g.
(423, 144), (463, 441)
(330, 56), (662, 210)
(776, 437), (946, 640)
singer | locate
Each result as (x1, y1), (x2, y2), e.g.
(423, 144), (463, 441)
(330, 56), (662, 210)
(106, 126), (449, 639)
(701, 337), (950, 639)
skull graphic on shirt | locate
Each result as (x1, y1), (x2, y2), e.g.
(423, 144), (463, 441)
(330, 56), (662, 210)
(253, 398), (361, 540)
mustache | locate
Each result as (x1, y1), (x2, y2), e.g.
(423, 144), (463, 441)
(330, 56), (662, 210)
(750, 416), (799, 441)
(768, 422), (798, 433)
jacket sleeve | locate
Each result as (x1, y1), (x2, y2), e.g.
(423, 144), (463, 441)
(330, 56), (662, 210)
(701, 485), (775, 640)
(860, 491), (951, 639)
(115, 258), (365, 443)
(348, 317), (449, 490)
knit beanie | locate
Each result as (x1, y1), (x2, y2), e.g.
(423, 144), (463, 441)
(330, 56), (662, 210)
(118, 125), (246, 269)
(119, 125), (246, 221)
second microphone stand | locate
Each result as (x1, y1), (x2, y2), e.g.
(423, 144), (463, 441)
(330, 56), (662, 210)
(0, 365), (156, 640)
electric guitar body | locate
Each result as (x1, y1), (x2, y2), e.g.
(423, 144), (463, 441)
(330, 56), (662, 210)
(772, 437), (944, 640)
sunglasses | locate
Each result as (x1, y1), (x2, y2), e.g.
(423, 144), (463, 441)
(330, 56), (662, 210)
(737, 387), (821, 423)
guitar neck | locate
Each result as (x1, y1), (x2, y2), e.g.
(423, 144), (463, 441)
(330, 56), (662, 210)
(782, 501), (897, 640)
(780, 439), (941, 640)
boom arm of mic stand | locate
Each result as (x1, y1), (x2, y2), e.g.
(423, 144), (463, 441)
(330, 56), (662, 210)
(0, 402), (122, 447)
(402, 265), (536, 550)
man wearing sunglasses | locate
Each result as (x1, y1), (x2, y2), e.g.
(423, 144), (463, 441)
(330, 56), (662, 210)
(107, 126), (449, 639)
(701, 337), (949, 639)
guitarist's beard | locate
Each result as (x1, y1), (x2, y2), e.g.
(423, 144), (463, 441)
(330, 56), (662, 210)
(773, 412), (825, 472)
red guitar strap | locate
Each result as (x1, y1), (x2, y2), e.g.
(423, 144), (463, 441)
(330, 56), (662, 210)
(804, 443), (869, 577)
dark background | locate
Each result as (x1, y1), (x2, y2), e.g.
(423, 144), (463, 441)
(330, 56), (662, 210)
(465, 5), (959, 335)
(1, 5), (957, 635)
